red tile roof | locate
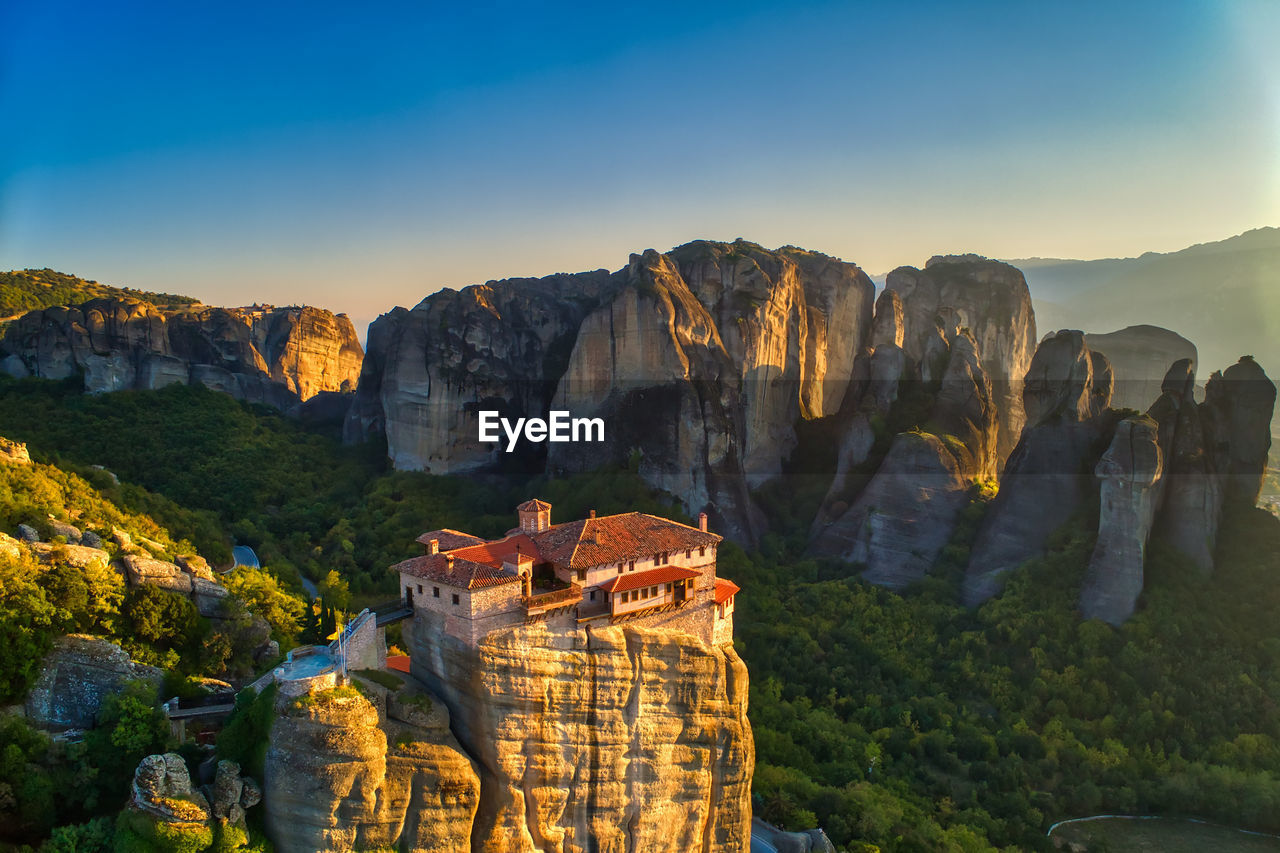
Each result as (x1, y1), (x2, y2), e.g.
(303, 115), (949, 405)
(529, 512), (720, 569)
(599, 565), (700, 594)
(391, 553), (521, 590)
(516, 498), (552, 512)
(414, 529), (486, 550)
(386, 655), (410, 673)
(714, 577), (740, 604)
(449, 534), (538, 567)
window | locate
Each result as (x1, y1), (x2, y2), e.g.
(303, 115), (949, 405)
(577, 568), (586, 582)
(650, 586), (657, 597)
(699, 546), (706, 557)
(433, 586), (440, 598)
(452, 593), (460, 605)
(417, 584), (423, 595)
(685, 549), (691, 560)
(652, 553), (659, 564)
(618, 563), (624, 575)
(665, 583), (672, 593)
(628, 560), (635, 572)
(589, 590), (596, 601)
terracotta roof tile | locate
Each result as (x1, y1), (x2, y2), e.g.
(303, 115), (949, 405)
(714, 577), (740, 604)
(449, 534), (538, 567)
(516, 498), (552, 512)
(599, 565), (701, 594)
(392, 553), (521, 590)
(530, 512), (720, 569)
(414, 529), (486, 550)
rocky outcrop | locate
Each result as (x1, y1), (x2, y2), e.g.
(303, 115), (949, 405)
(351, 240), (875, 541)
(264, 675), (479, 853)
(963, 331), (1116, 606)
(0, 298), (362, 408)
(24, 635), (163, 730)
(885, 256), (1037, 461)
(1086, 325), (1198, 413)
(1079, 416), (1162, 625)
(121, 553), (232, 617)
(117, 753), (260, 851)
(1206, 357), (1276, 508)
(0, 437), (29, 465)
(404, 617), (753, 853)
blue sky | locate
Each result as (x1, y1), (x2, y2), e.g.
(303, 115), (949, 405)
(2, 1), (1277, 337)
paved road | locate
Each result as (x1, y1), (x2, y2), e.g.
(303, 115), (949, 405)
(231, 545), (260, 569)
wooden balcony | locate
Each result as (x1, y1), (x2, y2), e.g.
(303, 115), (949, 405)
(522, 583), (582, 615)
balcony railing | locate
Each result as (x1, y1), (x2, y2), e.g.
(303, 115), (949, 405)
(522, 584), (583, 611)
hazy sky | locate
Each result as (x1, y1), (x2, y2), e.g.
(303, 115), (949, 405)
(3, 1), (1277, 338)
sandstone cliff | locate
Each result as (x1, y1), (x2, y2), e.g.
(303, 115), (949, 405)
(0, 298), (362, 407)
(1085, 325), (1198, 413)
(963, 331), (1117, 606)
(1078, 416), (1162, 625)
(885, 255), (1036, 461)
(24, 635), (163, 730)
(404, 616), (753, 853)
(264, 673), (479, 853)
(350, 239), (875, 541)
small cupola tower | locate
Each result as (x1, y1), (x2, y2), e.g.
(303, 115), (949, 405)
(516, 498), (552, 533)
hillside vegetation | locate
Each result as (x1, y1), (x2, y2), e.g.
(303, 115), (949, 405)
(2, 377), (1280, 851)
(0, 268), (197, 318)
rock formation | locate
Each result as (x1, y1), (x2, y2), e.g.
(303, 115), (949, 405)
(884, 256), (1037, 461)
(0, 437), (29, 465)
(1206, 357), (1277, 508)
(1086, 325), (1198, 412)
(24, 635), (163, 730)
(264, 673), (480, 853)
(1079, 416), (1162, 625)
(349, 239), (875, 541)
(403, 617), (753, 853)
(0, 298), (363, 408)
(963, 331), (1116, 606)
(117, 752), (260, 851)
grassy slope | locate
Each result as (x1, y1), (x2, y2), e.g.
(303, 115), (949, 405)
(0, 268), (198, 318)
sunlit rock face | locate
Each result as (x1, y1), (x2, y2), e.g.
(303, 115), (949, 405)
(0, 298), (362, 406)
(350, 239), (875, 543)
(405, 616), (754, 853)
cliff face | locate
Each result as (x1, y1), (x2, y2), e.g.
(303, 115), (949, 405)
(0, 298), (363, 408)
(1085, 325), (1198, 413)
(963, 331), (1117, 606)
(264, 675), (480, 853)
(885, 256), (1036, 462)
(404, 617), (753, 853)
(351, 239), (874, 541)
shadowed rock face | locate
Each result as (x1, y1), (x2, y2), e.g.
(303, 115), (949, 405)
(886, 256), (1037, 462)
(1079, 416), (1163, 625)
(0, 299), (362, 407)
(1206, 357), (1276, 508)
(404, 618), (753, 853)
(350, 239), (875, 542)
(963, 331), (1116, 606)
(1086, 325), (1198, 413)
(25, 635), (163, 730)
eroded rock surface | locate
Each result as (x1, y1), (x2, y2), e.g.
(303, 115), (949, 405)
(24, 635), (162, 730)
(963, 331), (1116, 606)
(1086, 325), (1198, 412)
(0, 298), (362, 407)
(1079, 416), (1163, 625)
(264, 676), (479, 853)
(405, 618), (753, 853)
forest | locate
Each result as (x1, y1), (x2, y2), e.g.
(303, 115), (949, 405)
(1, 375), (1279, 852)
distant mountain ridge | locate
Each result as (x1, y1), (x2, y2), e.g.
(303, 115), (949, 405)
(1008, 227), (1280, 380)
(0, 268), (198, 319)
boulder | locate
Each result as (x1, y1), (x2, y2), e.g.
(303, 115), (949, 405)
(80, 529), (104, 549)
(0, 532), (19, 561)
(24, 635), (163, 730)
(16, 523), (39, 543)
(1079, 416), (1163, 624)
(121, 554), (193, 594)
(28, 541), (111, 569)
(47, 518), (82, 544)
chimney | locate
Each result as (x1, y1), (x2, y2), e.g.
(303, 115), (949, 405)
(588, 509), (596, 519)
(699, 512), (708, 532)
(446, 554), (455, 572)
(429, 539), (439, 555)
